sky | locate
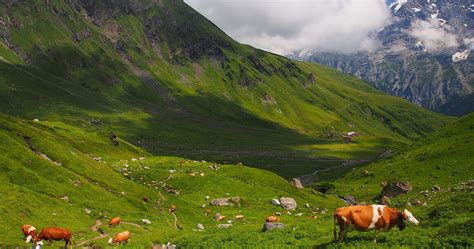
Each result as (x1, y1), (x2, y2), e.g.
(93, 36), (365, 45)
(185, 0), (392, 55)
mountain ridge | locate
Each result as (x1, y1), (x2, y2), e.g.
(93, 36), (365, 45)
(289, 0), (473, 116)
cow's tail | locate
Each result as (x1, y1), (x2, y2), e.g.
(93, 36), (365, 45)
(333, 212), (338, 241)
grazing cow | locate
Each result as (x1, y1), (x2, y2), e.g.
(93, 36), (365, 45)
(216, 215), (226, 221)
(334, 205), (419, 242)
(108, 231), (130, 245)
(143, 195), (150, 203)
(21, 224), (37, 243)
(234, 215), (244, 221)
(205, 209), (212, 216)
(265, 216), (280, 223)
(109, 217), (121, 227)
(169, 204), (177, 213)
(33, 227), (73, 248)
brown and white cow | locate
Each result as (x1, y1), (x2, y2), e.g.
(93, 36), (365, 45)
(21, 224), (37, 243)
(334, 205), (419, 242)
(265, 216), (280, 223)
(33, 227), (73, 248)
(108, 231), (130, 245)
(109, 217), (121, 227)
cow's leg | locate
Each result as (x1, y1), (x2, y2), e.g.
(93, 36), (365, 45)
(374, 230), (378, 243)
(338, 227), (347, 243)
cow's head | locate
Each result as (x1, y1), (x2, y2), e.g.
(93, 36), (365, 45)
(397, 212), (406, 230)
(34, 240), (43, 249)
(402, 209), (419, 225)
(108, 238), (114, 244)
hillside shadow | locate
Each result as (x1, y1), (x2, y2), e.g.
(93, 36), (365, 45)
(0, 44), (380, 179)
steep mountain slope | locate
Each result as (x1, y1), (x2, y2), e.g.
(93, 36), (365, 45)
(0, 0), (451, 180)
(316, 113), (474, 246)
(290, 0), (473, 116)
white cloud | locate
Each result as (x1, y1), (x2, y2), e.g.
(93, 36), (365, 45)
(185, 0), (392, 55)
(408, 19), (459, 52)
(463, 37), (474, 50)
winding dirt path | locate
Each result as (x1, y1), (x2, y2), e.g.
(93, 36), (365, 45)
(297, 150), (393, 185)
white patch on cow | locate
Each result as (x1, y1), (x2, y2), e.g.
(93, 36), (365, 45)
(404, 209), (419, 225)
(368, 205), (385, 229)
(108, 238), (114, 244)
(28, 226), (36, 233)
(25, 235), (32, 243)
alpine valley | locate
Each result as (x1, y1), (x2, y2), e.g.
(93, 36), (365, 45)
(0, 0), (472, 247)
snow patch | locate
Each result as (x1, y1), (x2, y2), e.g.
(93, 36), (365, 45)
(390, 0), (408, 13)
(412, 7), (422, 12)
(452, 50), (470, 62)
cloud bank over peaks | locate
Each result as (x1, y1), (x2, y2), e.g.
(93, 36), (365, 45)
(185, 0), (392, 55)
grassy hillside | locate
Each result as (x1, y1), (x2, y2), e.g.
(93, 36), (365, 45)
(0, 113), (471, 247)
(0, 0), (451, 179)
(314, 113), (474, 246)
(0, 114), (344, 246)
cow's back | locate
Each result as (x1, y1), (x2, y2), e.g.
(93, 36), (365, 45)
(40, 227), (71, 239)
(336, 205), (378, 230)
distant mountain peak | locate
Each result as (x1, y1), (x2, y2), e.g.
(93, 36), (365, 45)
(390, 0), (408, 13)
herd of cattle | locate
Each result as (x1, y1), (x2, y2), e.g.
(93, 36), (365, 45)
(21, 216), (129, 248)
(19, 204), (419, 247)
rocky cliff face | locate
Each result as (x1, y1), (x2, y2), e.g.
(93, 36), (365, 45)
(289, 0), (473, 116)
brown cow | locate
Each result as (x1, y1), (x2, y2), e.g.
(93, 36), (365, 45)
(33, 227), (73, 248)
(334, 205), (419, 242)
(265, 216), (280, 223)
(109, 217), (121, 227)
(108, 231), (130, 245)
(205, 209), (212, 216)
(143, 195), (150, 203)
(21, 224), (37, 243)
(169, 204), (177, 213)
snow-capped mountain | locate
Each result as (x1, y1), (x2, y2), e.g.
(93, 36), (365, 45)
(289, 0), (473, 116)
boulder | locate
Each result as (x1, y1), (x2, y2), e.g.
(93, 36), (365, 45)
(339, 195), (357, 205)
(90, 118), (100, 125)
(380, 181), (412, 198)
(197, 223), (204, 230)
(262, 222), (285, 232)
(142, 219), (152, 225)
(279, 197), (297, 210)
(160, 242), (176, 249)
(164, 187), (180, 195)
(271, 199), (280, 206)
(413, 199), (424, 206)
(218, 224), (232, 229)
(210, 197), (240, 206)
(291, 178), (304, 189)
